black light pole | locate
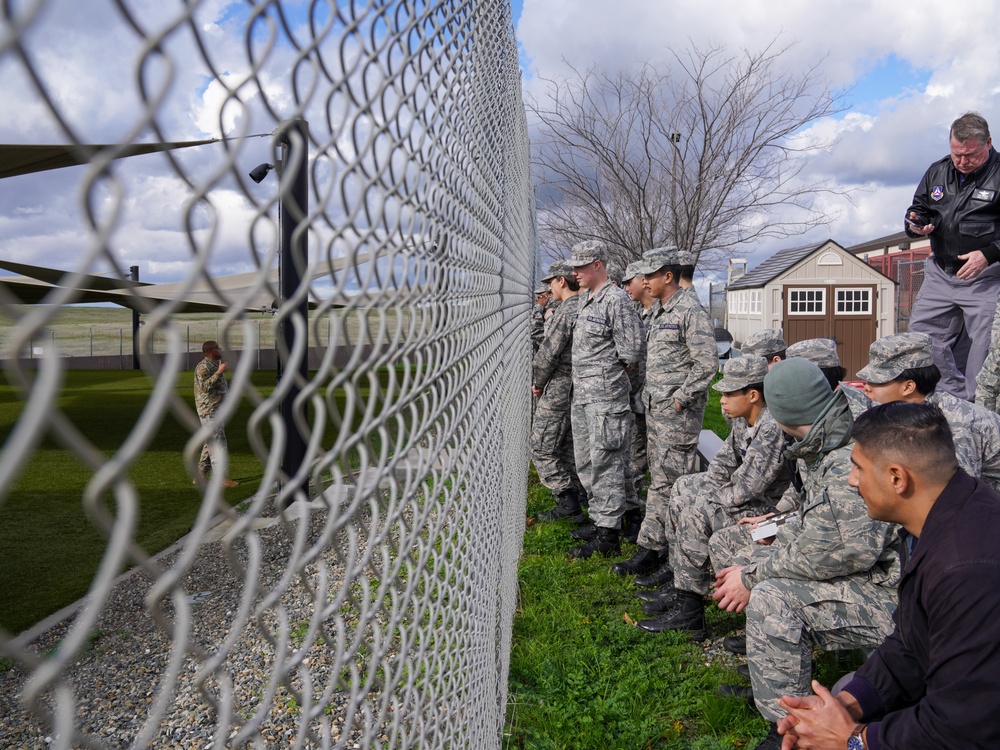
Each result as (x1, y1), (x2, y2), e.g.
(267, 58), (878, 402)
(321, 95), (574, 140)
(130, 265), (140, 370)
(276, 119), (309, 503)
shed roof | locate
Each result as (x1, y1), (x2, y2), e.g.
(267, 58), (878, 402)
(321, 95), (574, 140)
(727, 241), (829, 290)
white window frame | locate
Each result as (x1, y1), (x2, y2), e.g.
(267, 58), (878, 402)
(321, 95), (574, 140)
(737, 290), (748, 314)
(787, 287), (826, 315)
(728, 293), (738, 314)
(749, 289), (762, 315)
(835, 287), (872, 316)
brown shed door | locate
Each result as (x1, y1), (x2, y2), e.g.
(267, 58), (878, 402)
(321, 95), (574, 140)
(783, 285), (877, 379)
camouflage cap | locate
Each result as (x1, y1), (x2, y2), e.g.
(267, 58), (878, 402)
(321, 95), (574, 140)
(741, 328), (786, 358)
(786, 338), (840, 368)
(540, 259), (574, 283)
(534, 283), (550, 295)
(567, 240), (609, 267)
(622, 260), (645, 283)
(675, 249), (696, 267)
(856, 332), (935, 384)
(636, 245), (681, 275)
(713, 355), (769, 393)
(606, 261), (624, 285)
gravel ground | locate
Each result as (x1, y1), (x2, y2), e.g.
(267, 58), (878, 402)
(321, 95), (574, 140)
(0, 493), (466, 749)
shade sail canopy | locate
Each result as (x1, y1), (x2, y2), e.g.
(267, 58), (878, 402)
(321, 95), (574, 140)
(0, 140), (221, 180)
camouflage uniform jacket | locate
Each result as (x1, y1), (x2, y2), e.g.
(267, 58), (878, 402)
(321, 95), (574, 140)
(533, 294), (581, 403)
(194, 357), (228, 418)
(643, 288), (716, 408)
(741, 389), (900, 591)
(571, 280), (644, 407)
(531, 298), (559, 353)
(699, 407), (792, 509)
(926, 389), (1000, 491)
(629, 303), (651, 413)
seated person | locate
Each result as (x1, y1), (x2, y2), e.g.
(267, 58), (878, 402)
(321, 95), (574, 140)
(857, 331), (1000, 491)
(740, 328), (786, 369)
(786, 338), (869, 418)
(778, 402), (1000, 750)
(633, 356), (791, 634)
(708, 359), (899, 750)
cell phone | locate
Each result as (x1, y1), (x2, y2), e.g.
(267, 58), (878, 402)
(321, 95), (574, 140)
(905, 216), (925, 229)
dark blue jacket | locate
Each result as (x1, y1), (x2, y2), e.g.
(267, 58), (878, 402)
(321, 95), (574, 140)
(843, 468), (1000, 749)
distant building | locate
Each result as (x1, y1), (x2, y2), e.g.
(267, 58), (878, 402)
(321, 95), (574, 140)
(726, 240), (895, 378)
(846, 231), (932, 332)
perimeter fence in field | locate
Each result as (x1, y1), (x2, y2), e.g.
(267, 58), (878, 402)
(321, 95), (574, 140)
(0, 1), (533, 748)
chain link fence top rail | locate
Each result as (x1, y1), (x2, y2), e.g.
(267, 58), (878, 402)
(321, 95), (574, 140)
(0, 1), (533, 747)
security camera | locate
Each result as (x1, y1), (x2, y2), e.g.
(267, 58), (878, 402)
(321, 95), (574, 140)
(249, 163), (274, 184)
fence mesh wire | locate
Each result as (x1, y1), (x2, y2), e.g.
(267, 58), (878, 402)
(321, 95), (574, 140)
(0, 1), (532, 747)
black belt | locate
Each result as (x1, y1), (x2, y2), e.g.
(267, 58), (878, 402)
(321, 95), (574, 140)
(933, 255), (965, 275)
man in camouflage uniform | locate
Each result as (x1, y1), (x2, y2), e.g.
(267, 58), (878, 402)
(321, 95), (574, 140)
(532, 260), (587, 522)
(711, 359), (899, 749)
(621, 260), (654, 528)
(786, 338), (869, 418)
(194, 340), (238, 487)
(616, 246), (717, 579)
(740, 328), (786, 369)
(566, 240), (645, 557)
(636, 356), (792, 634)
(857, 331), (1000, 491)
(530, 284), (552, 356)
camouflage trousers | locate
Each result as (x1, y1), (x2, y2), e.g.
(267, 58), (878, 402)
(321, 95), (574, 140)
(531, 397), (584, 496)
(630, 410), (648, 502)
(571, 399), (637, 529)
(198, 412), (228, 474)
(636, 395), (705, 551)
(668, 474), (771, 595)
(745, 576), (896, 723)
(708, 516), (804, 572)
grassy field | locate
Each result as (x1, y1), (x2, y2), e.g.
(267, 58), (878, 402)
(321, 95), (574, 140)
(0, 369), (273, 634)
(505, 380), (862, 749)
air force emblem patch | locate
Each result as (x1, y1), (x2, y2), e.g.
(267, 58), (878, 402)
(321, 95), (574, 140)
(931, 185), (944, 201)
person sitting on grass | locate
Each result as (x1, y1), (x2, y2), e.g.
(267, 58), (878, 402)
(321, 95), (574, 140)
(707, 358), (899, 750)
(778, 401), (1000, 750)
(632, 355), (792, 635)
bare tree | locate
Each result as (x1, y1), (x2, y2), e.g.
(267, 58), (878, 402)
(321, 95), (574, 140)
(528, 39), (848, 270)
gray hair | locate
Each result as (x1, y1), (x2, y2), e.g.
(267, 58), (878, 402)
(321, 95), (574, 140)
(951, 111), (991, 144)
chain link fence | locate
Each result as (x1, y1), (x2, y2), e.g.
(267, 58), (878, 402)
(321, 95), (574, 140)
(0, 1), (532, 747)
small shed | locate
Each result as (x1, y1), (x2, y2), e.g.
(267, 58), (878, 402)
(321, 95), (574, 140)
(726, 240), (896, 378)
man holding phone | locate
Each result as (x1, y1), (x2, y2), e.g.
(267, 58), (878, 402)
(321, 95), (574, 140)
(905, 111), (1000, 400)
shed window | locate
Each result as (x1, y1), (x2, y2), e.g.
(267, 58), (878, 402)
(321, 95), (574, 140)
(836, 288), (872, 315)
(788, 288), (825, 315)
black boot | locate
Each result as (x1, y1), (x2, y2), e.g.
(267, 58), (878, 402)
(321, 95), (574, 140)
(717, 683), (755, 705)
(569, 527), (621, 559)
(635, 581), (675, 601)
(723, 635), (747, 655)
(536, 490), (587, 523)
(640, 586), (678, 615)
(633, 556), (674, 588)
(610, 545), (661, 576)
(750, 723), (781, 750)
(570, 523), (598, 541)
(621, 508), (643, 543)
(636, 590), (707, 640)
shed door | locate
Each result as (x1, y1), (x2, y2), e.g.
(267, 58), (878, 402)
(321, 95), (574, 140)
(783, 285), (877, 379)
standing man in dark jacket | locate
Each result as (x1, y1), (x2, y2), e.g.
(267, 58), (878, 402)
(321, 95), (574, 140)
(905, 111), (1000, 400)
(777, 401), (1000, 750)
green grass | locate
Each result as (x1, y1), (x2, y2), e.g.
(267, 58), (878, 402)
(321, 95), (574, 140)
(506, 377), (862, 748)
(0, 366), (404, 635)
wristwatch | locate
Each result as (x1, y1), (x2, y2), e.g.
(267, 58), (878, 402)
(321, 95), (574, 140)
(847, 724), (866, 750)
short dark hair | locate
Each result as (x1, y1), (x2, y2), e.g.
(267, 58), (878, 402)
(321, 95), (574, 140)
(561, 275), (580, 292)
(679, 265), (695, 282)
(889, 364), (941, 396)
(662, 264), (683, 282)
(739, 383), (766, 403)
(819, 365), (847, 390)
(852, 401), (958, 480)
(768, 349), (787, 361)
(951, 111), (990, 144)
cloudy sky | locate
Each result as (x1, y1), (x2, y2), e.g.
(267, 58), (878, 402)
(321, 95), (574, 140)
(1, 0), (998, 289)
(514, 0), (1000, 279)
